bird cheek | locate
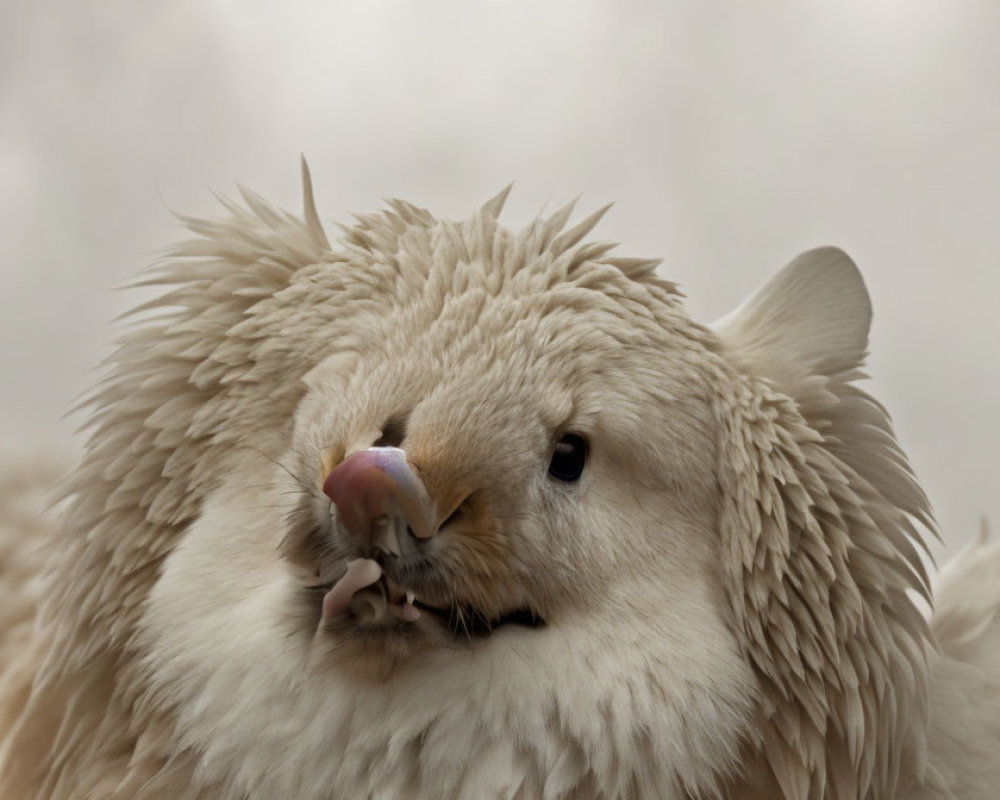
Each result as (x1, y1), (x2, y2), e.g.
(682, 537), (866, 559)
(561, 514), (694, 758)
(445, 501), (517, 597)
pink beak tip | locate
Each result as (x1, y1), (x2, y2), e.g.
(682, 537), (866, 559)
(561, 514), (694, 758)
(322, 447), (435, 538)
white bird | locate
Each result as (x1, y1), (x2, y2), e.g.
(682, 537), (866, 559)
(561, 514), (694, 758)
(0, 161), (997, 799)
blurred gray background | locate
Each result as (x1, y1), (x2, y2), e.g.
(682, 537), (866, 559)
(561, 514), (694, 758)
(1, 1), (997, 562)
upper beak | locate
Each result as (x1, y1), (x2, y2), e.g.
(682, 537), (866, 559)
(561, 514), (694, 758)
(322, 447), (436, 556)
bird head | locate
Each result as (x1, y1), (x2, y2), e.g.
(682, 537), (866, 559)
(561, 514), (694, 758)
(273, 250), (725, 663)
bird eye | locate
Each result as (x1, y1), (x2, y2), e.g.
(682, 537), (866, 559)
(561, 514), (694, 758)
(548, 434), (588, 483)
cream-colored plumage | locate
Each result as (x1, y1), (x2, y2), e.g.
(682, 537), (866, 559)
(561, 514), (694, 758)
(0, 162), (997, 799)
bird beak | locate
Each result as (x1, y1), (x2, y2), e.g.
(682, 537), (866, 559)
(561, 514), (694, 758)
(322, 447), (437, 556)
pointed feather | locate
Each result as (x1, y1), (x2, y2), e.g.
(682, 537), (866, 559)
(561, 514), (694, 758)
(482, 183), (513, 219)
(300, 155), (330, 251)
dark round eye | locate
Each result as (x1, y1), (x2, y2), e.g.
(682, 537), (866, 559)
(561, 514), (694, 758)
(548, 433), (588, 482)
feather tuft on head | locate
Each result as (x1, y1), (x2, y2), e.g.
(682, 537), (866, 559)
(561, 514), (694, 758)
(300, 155), (330, 252)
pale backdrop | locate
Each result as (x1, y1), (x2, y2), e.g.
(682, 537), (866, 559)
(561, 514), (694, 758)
(2, 1), (998, 562)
